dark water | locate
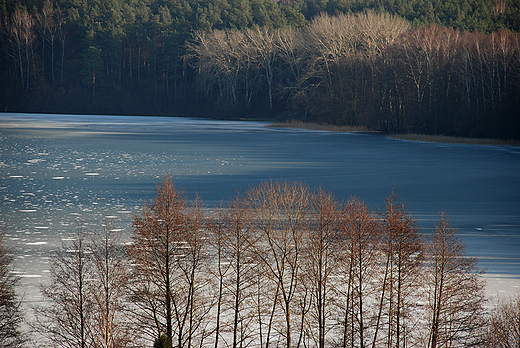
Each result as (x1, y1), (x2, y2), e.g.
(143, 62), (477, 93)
(1, 113), (519, 303)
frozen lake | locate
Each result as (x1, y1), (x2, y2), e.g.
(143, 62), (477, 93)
(1, 113), (519, 304)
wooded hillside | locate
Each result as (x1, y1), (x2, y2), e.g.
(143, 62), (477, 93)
(1, 0), (519, 139)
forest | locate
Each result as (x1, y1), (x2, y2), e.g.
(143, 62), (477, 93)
(2, 175), (520, 347)
(1, 0), (520, 139)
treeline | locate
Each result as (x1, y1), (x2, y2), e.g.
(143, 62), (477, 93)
(0, 0), (305, 115)
(188, 13), (520, 139)
(11, 175), (513, 348)
(1, 0), (520, 139)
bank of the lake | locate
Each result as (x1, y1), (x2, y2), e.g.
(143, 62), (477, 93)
(269, 121), (520, 146)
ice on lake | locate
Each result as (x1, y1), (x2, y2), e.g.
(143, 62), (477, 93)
(1, 112), (519, 306)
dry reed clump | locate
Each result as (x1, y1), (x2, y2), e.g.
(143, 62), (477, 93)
(387, 133), (520, 146)
(267, 120), (373, 132)
(268, 121), (520, 146)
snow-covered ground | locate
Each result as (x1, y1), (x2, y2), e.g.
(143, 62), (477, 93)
(485, 275), (520, 305)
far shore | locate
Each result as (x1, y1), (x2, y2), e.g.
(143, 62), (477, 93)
(387, 133), (520, 146)
(267, 120), (374, 133)
(268, 121), (520, 146)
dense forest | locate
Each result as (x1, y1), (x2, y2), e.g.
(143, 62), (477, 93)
(1, 175), (519, 347)
(1, 0), (519, 139)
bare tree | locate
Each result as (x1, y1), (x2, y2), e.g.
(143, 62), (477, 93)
(302, 12), (357, 104)
(36, 0), (58, 83)
(89, 220), (134, 348)
(247, 180), (311, 348)
(338, 198), (382, 348)
(374, 193), (423, 348)
(55, 9), (67, 84)
(211, 194), (259, 348)
(356, 11), (410, 57)
(300, 12), (408, 116)
(273, 27), (305, 102)
(244, 27), (279, 111)
(129, 174), (211, 348)
(486, 293), (520, 347)
(129, 175), (187, 343)
(34, 220), (141, 348)
(302, 189), (342, 348)
(187, 29), (249, 107)
(0, 232), (25, 348)
(425, 213), (486, 348)
(35, 224), (93, 348)
(1, 8), (36, 92)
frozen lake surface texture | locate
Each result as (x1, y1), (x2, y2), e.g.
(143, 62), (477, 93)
(1, 113), (519, 304)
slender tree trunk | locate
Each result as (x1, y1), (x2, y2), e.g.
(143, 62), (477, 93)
(214, 246), (224, 348)
(372, 254), (390, 348)
(233, 262), (240, 348)
(165, 225), (173, 341)
(342, 255), (353, 348)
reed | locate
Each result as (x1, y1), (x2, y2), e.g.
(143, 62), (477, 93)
(388, 133), (520, 146)
(267, 120), (372, 132)
(268, 121), (519, 146)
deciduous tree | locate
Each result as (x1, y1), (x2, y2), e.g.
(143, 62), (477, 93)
(36, 224), (93, 348)
(376, 193), (423, 348)
(211, 194), (258, 348)
(338, 198), (382, 348)
(301, 189), (342, 348)
(487, 293), (520, 347)
(90, 220), (134, 348)
(1, 8), (36, 92)
(129, 174), (211, 348)
(247, 180), (311, 348)
(425, 213), (486, 348)
(0, 232), (24, 348)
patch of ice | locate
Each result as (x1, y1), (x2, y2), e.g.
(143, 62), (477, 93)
(27, 159), (45, 164)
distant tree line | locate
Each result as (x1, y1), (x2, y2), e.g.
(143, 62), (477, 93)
(188, 13), (520, 139)
(17, 175), (518, 348)
(1, 0), (520, 139)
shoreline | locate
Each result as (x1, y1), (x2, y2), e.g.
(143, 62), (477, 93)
(267, 121), (374, 133)
(268, 121), (520, 146)
(387, 133), (520, 147)
(4, 113), (518, 146)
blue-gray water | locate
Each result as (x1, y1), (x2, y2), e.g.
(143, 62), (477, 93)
(1, 113), (519, 303)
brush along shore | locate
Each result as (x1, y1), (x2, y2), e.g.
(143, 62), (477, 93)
(267, 120), (373, 133)
(269, 121), (519, 146)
